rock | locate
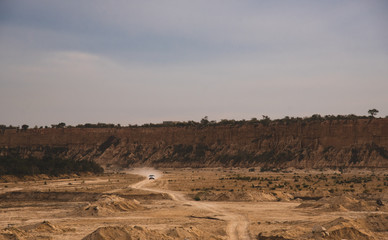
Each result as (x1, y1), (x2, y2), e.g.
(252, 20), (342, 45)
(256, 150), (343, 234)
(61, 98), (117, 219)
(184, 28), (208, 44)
(312, 225), (326, 233)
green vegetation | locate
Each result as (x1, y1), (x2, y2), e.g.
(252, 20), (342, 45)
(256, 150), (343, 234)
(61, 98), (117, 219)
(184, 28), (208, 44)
(222, 175), (280, 182)
(1, 112), (385, 131)
(368, 108), (379, 117)
(76, 123), (120, 128)
(367, 143), (388, 159)
(154, 143), (210, 164)
(350, 148), (360, 163)
(0, 156), (103, 176)
(215, 149), (296, 166)
(200, 116), (209, 125)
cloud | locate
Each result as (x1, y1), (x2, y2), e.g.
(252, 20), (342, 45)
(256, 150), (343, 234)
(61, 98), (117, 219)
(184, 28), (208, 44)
(0, 0), (387, 125)
(2, 0), (387, 63)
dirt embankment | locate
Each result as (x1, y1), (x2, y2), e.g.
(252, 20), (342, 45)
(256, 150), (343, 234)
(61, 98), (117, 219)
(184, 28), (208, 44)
(81, 225), (222, 240)
(257, 214), (388, 240)
(0, 119), (387, 168)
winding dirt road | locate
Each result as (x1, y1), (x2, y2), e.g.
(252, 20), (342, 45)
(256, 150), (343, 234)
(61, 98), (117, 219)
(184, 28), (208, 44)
(129, 169), (251, 240)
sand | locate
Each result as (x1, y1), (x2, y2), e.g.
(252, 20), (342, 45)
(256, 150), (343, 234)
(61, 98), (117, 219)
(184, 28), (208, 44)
(0, 167), (386, 239)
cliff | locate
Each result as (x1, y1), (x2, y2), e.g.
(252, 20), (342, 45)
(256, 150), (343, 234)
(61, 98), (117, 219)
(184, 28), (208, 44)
(1, 118), (388, 169)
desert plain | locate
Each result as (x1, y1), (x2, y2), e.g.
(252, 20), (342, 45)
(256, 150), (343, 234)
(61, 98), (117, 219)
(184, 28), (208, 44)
(0, 167), (387, 240)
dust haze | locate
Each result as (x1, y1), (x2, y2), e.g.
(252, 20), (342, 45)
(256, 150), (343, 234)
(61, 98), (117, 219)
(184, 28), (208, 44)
(124, 168), (163, 179)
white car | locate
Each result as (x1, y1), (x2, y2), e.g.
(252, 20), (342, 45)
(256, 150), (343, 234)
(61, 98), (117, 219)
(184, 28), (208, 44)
(148, 175), (155, 180)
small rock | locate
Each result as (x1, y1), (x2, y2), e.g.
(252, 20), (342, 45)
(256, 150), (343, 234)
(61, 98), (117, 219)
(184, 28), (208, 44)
(312, 225), (327, 233)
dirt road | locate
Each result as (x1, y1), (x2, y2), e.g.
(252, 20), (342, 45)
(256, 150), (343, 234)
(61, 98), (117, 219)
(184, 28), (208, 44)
(1, 168), (386, 239)
(130, 169), (251, 240)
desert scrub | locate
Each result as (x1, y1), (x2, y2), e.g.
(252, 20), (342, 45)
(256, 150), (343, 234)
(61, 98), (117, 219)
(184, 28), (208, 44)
(0, 156), (103, 176)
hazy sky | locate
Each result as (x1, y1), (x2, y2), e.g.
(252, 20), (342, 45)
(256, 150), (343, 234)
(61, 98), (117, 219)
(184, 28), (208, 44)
(1, 1), (387, 126)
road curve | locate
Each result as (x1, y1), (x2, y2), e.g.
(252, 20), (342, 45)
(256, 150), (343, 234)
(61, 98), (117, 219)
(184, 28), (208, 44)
(130, 172), (251, 240)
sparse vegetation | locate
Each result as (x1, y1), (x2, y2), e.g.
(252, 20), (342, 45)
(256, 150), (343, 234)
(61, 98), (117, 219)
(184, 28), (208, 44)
(0, 156), (103, 176)
(0, 167), (385, 240)
(0, 113), (381, 132)
(368, 108), (379, 117)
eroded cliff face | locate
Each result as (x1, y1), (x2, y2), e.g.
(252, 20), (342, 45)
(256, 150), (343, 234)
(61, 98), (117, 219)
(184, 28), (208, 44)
(0, 119), (387, 168)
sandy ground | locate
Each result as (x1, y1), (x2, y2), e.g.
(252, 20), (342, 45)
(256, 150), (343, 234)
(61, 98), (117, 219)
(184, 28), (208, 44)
(129, 169), (249, 240)
(0, 168), (387, 239)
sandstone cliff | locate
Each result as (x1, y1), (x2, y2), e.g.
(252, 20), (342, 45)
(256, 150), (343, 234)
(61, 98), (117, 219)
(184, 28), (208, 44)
(0, 118), (387, 169)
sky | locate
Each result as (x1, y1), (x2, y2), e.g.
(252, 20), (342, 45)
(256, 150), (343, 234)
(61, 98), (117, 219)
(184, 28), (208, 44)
(0, 0), (387, 126)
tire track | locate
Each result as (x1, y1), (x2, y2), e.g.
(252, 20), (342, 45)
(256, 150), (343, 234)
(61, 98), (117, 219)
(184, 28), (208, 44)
(130, 171), (251, 240)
